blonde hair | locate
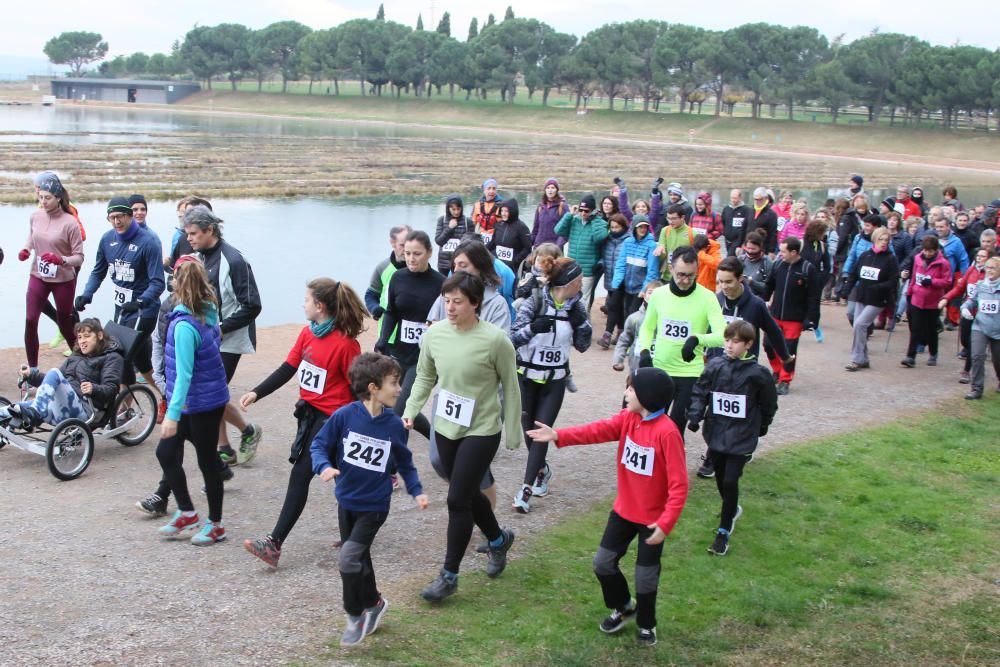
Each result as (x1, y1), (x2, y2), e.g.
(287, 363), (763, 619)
(172, 261), (218, 322)
(870, 227), (890, 244)
(791, 202), (809, 219)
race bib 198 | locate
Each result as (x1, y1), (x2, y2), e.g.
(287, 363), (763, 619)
(661, 318), (691, 341)
(979, 300), (999, 314)
(495, 245), (514, 261)
(36, 256), (58, 278)
(621, 436), (654, 476)
(342, 431), (390, 473)
(712, 391), (747, 419)
(436, 389), (475, 427)
(400, 320), (427, 345)
(442, 239), (460, 253)
(859, 266), (881, 281)
(113, 285), (134, 307)
(297, 360), (327, 394)
(532, 346), (565, 367)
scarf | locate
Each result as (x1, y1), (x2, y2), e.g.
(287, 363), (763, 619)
(310, 318), (335, 338)
(117, 220), (140, 242)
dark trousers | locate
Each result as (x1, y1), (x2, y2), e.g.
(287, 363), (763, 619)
(622, 292), (643, 319)
(396, 363), (430, 440)
(604, 288), (626, 334)
(708, 450), (752, 532)
(435, 431), (502, 573)
(338, 507), (388, 616)
(593, 510), (664, 630)
(519, 376), (566, 486)
(156, 405), (225, 521)
(906, 305), (939, 358)
(666, 376), (698, 436)
(961, 317), (973, 373)
(270, 407), (329, 543)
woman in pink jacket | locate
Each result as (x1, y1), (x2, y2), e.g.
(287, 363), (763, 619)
(19, 173), (84, 370)
(901, 236), (953, 368)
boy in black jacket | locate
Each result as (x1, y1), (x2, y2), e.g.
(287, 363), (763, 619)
(687, 320), (778, 556)
(763, 237), (821, 395)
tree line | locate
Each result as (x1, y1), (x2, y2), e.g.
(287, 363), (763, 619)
(43, 4), (1000, 128)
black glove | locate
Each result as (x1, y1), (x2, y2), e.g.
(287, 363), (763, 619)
(613, 177), (623, 187)
(74, 295), (91, 312)
(530, 316), (555, 334)
(374, 340), (387, 355)
(638, 350), (653, 368)
(568, 308), (587, 329)
(651, 177), (664, 194)
(837, 275), (851, 299)
(759, 424), (769, 437)
(802, 321), (816, 332)
(920, 276), (933, 287)
(370, 306), (385, 320)
(120, 299), (142, 314)
(681, 336), (700, 363)
(687, 421), (700, 433)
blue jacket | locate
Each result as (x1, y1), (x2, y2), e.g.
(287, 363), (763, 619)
(601, 230), (628, 290)
(83, 222), (165, 322)
(841, 232), (873, 277)
(494, 258), (516, 320)
(311, 401), (423, 513)
(940, 234), (969, 275)
(164, 304), (230, 420)
(612, 230), (659, 294)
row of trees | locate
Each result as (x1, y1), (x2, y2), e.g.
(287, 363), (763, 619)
(44, 6), (1000, 128)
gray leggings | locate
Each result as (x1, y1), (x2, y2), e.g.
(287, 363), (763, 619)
(969, 329), (1000, 392)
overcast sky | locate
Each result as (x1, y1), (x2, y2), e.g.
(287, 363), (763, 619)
(6, 0), (997, 60)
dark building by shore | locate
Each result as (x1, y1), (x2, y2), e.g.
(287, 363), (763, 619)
(50, 78), (201, 104)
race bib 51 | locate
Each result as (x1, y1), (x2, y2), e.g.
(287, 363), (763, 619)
(436, 389), (475, 427)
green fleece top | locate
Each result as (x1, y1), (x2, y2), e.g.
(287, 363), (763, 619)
(656, 223), (694, 280)
(554, 212), (609, 277)
(404, 318), (523, 450)
(638, 283), (726, 378)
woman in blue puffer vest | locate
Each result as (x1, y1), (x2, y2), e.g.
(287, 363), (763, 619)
(155, 256), (231, 546)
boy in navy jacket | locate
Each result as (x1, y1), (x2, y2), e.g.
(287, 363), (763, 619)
(311, 353), (428, 648)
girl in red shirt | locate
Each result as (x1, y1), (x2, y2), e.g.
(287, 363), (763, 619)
(240, 278), (368, 568)
(527, 367), (688, 647)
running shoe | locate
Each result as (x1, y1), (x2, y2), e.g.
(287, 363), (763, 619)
(599, 599), (636, 634)
(531, 463), (552, 497)
(421, 570), (458, 602)
(696, 457), (715, 479)
(775, 381), (790, 396)
(814, 326), (824, 343)
(486, 528), (515, 578)
(512, 485), (532, 514)
(136, 493), (168, 517)
(729, 505), (743, 534)
(218, 445), (239, 465)
(244, 536), (281, 568)
(900, 357), (915, 368)
(156, 399), (167, 425)
(363, 596), (389, 636)
(597, 332), (612, 350)
(159, 511), (199, 537)
(637, 627), (658, 647)
(958, 371), (970, 384)
(708, 528), (729, 556)
(221, 462), (234, 481)
(566, 374), (578, 393)
(191, 520), (226, 546)
(340, 614), (365, 647)
(927, 355), (937, 366)
(49, 331), (66, 349)
(238, 423), (263, 464)
(62, 349), (72, 357)
(965, 389), (983, 400)
(475, 533), (490, 554)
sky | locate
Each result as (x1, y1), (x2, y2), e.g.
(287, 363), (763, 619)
(4, 0), (997, 64)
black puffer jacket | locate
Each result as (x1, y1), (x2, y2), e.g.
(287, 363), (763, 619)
(687, 354), (778, 455)
(488, 198), (532, 273)
(27, 338), (124, 410)
(846, 248), (900, 308)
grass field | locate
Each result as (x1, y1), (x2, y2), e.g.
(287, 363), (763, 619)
(324, 397), (1000, 666)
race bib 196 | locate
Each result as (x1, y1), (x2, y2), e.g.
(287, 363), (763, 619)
(661, 318), (691, 341)
(442, 239), (460, 253)
(36, 256), (58, 278)
(113, 285), (134, 307)
(436, 389), (475, 427)
(859, 266), (881, 281)
(979, 300), (999, 314)
(712, 391), (747, 419)
(297, 360), (327, 394)
(496, 245), (514, 261)
(532, 346), (565, 367)
(621, 436), (654, 476)
(400, 320), (427, 345)
(342, 431), (390, 473)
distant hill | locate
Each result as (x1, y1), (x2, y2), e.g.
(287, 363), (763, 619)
(0, 54), (57, 81)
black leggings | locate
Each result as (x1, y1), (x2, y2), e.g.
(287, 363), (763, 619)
(593, 510), (664, 630)
(906, 305), (939, 358)
(156, 406), (225, 521)
(708, 450), (751, 532)
(396, 363), (430, 440)
(269, 413), (328, 543)
(338, 507), (388, 616)
(519, 375), (566, 486)
(604, 289), (626, 334)
(435, 431), (502, 573)
(667, 376), (697, 436)
(961, 317), (973, 372)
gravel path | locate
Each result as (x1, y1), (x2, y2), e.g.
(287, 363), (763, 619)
(0, 303), (979, 666)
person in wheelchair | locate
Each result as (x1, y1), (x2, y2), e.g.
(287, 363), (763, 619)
(1, 319), (123, 430)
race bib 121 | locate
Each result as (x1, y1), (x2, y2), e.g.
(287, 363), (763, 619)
(297, 360), (327, 394)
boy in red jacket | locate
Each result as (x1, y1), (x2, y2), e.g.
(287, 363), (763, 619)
(527, 368), (688, 647)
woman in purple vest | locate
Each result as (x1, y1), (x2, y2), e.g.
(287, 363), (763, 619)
(156, 256), (231, 546)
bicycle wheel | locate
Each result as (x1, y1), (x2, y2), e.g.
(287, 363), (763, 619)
(111, 384), (157, 446)
(0, 396), (10, 450)
(46, 419), (94, 480)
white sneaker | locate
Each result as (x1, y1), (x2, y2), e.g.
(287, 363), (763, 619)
(512, 484), (532, 513)
(531, 463), (552, 497)
(729, 505), (743, 534)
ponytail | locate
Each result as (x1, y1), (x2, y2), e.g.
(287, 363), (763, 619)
(308, 278), (368, 339)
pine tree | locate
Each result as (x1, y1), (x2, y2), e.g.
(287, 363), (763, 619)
(375, 3), (385, 21)
(504, 6), (515, 20)
(436, 11), (451, 36)
(416, 13), (424, 30)
(486, 13), (496, 28)
(468, 17), (478, 40)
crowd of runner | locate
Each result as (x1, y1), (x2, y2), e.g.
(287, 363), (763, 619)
(1, 171), (998, 648)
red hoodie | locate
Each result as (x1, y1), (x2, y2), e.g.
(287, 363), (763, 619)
(555, 410), (688, 534)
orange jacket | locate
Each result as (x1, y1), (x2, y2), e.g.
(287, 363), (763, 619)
(696, 238), (722, 292)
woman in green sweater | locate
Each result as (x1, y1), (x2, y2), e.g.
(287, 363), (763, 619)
(404, 272), (522, 602)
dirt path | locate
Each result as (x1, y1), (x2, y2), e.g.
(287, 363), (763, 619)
(0, 301), (980, 666)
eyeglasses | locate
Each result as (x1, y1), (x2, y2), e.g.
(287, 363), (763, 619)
(673, 271), (696, 279)
(108, 213), (130, 222)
